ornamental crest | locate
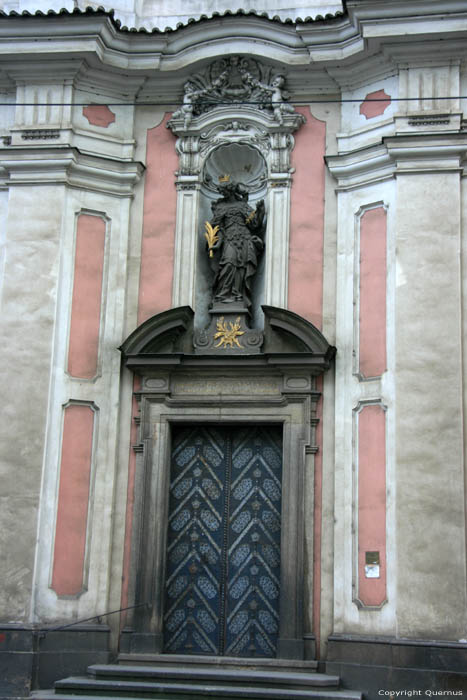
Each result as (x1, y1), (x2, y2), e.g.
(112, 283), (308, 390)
(168, 56), (303, 129)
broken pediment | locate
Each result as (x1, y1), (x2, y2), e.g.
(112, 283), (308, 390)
(120, 305), (335, 375)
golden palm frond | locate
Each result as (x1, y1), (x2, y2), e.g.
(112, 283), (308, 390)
(204, 221), (220, 258)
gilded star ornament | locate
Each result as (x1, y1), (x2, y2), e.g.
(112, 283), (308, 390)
(214, 316), (245, 349)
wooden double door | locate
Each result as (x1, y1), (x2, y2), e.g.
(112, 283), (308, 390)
(163, 424), (283, 657)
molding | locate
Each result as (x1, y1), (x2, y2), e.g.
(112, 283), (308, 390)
(385, 133), (467, 174)
(262, 305), (335, 357)
(120, 306), (194, 356)
(327, 132), (467, 189)
(0, 145), (145, 196)
(326, 142), (394, 190)
(120, 305), (337, 375)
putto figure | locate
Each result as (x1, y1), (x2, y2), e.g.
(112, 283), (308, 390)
(242, 73), (296, 125)
(168, 58), (304, 129)
(206, 179), (265, 309)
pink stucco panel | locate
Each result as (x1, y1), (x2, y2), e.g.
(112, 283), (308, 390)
(82, 104), (116, 128)
(67, 214), (105, 379)
(358, 404), (387, 607)
(359, 89), (391, 120)
(289, 107), (325, 329)
(52, 404), (94, 597)
(120, 117), (177, 622)
(288, 107), (326, 648)
(359, 206), (387, 378)
(138, 114), (178, 324)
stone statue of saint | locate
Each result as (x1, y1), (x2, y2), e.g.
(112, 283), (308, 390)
(207, 180), (265, 309)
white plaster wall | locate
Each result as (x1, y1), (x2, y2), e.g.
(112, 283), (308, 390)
(0, 90), (16, 135)
(460, 62), (467, 121)
(0, 188), (9, 312)
(337, 76), (398, 154)
(394, 170), (467, 639)
(398, 63), (461, 115)
(461, 168), (467, 642)
(72, 90), (136, 161)
(0, 184), (65, 621)
(31, 186), (134, 624)
(26, 84), (142, 625)
(340, 76), (398, 135)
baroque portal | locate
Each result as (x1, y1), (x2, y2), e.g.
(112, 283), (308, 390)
(116, 58), (334, 661)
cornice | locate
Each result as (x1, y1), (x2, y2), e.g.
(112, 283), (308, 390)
(326, 142), (394, 190)
(0, 3), (466, 96)
(0, 145), (145, 196)
(385, 133), (467, 175)
(326, 130), (467, 189)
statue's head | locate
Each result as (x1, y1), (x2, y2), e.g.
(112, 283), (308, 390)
(272, 75), (285, 87)
(235, 182), (249, 201)
(217, 180), (237, 198)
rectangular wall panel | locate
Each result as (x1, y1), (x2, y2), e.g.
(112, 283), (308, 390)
(139, 114), (178, 323)
(67, 213), (106, 379)
(359, 206), (387, 378)
(289, 107), (326, 329)
(356, 403), (387, 608)
(51, 403), (95, 597)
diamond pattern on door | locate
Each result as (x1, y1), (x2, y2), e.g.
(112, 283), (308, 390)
(163, 425), (282, 657)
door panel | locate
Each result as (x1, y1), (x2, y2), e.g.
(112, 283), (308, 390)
(163, 425), (282, 657)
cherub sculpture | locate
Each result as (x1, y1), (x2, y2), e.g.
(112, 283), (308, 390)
(242, 72), (295, 125)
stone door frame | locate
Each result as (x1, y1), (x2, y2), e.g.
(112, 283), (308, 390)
(119, 304), (336, 659)
(122, 369), (319, 660)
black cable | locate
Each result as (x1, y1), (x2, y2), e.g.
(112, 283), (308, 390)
(4, 96), (467, 107)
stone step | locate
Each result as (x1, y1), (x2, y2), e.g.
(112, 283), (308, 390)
(117, 652), (319, 673)
(88, 663), (334, 687)
(34, 677), (363, 699)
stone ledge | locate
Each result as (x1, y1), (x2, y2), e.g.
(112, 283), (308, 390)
(0, 625), (111, 697)
(326, 635), (467, 699)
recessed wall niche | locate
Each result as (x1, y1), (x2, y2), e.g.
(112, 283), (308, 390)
(196, 143), (268, 330)
(167, 57), (306, 322)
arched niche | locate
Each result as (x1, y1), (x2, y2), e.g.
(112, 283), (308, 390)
(167, 57), (306, 321)
(196, 142), (268, 330)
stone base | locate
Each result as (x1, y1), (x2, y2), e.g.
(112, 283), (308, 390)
(325, 635), (467, 699)
(119, 630), (163, 655)
(0, 624), (111, 698)
(194, 304), (263, 354)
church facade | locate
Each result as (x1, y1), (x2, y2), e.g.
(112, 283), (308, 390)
(1, 1), (467, 697)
